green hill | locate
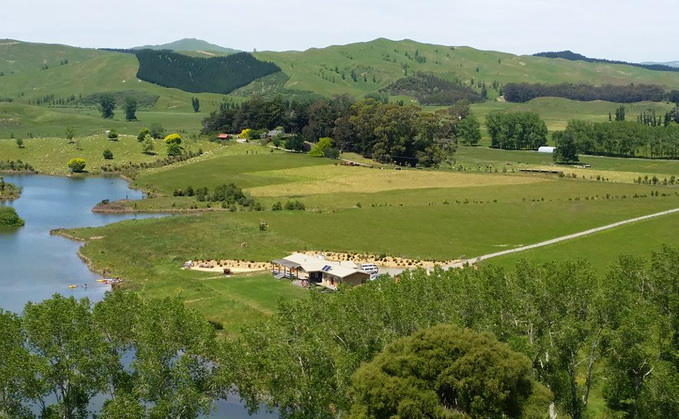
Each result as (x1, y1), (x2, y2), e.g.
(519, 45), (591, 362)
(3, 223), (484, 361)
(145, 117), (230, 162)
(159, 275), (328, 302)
(133, 38), (239, 54)
(254, 38), (679, 98)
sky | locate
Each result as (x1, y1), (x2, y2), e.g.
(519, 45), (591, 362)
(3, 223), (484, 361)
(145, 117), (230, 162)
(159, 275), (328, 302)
(5, 0), (678, 62)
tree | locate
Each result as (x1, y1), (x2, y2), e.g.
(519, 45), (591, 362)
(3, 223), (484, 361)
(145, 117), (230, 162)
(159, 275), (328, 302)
(107, 129), (118, 140)
(164, 133), (183, 157)
(67, 158), (86, 173)
(456, 114), (481, 145)
(65, 126), (76, 143)
(349, 324), (552, 419)
(137, 127), (150, 141)
(22, 295), (112, 419)
(553, 130), (579, 163)
(0, 310), (36, 418)
(123, 97), (138, 121)
(15, 138), (23, 149)
(103, 149), (114, 160)
(141, 135), (155, 155)
(149, 122), (165, 139)
(192, 97), (200, 113)
(615, 105), (626, 121)
(99, 94), (116, 119)
(285, 134), (306, 152)
(309, 137), (332, 157)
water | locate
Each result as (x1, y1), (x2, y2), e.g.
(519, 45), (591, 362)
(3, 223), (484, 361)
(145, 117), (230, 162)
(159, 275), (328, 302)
(0, 174), (274, 418)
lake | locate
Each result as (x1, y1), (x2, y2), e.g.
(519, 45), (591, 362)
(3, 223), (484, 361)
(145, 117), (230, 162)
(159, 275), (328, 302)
(0, 174), (274, 418)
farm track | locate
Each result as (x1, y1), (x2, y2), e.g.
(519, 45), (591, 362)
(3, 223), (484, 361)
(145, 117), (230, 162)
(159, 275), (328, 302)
(446, 206), (679, 268)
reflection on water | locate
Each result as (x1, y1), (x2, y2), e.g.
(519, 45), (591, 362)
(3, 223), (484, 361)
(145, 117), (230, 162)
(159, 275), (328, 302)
(0, 174), (275, 418)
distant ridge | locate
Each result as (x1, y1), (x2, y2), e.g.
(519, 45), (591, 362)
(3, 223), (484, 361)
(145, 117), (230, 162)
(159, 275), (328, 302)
(643, 61), (679, 68)
(534, 50), (679, 73)
(132, 38), (239, 54)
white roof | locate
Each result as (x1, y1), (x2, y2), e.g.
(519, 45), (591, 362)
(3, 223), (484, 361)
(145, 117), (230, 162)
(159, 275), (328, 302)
(324, 264), (367, 279)
(537, 146), (556, 153)
(281, 253), (362, 277)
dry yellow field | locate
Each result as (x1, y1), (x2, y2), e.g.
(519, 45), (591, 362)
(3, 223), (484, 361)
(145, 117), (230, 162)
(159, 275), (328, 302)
(246, 165), (548, 197)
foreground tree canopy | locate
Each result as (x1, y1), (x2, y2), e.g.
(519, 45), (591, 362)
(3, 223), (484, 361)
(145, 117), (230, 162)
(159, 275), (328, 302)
(348, 324), (551, 418)
(5, 248), (679, 418)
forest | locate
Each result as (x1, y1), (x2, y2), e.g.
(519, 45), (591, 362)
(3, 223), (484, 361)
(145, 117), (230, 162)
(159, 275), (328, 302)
(380, 72), (485, 105)
(134, 50), (281, 94)
(5, 248), (679, 418)
(202, 95), (476, 166)
(534, 50), (679, 73)
(503, 82), (667, 103)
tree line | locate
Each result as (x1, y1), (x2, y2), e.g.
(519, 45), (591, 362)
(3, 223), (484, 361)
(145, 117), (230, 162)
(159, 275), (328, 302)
(503, 82), (667, 103)
(202, 95), (482, 167)
(534, 50), (679, 73)
(5, 249), (679, 418)
(135, 50), (281, 94)
(554, 119), (679, 160)
(486, 111), (548, 150)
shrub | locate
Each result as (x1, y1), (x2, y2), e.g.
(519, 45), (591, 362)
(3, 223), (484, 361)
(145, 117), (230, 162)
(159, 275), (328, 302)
(271, 201), (282, 211)
(137, 127), (150, 141)
(149, 122), (165, 139)
(309, 137), (332, 157)
(164, 133), (183, 145)
(67, 158), (86, 173)
(103, 149), (114, 160)
(107, 129), (118, 140)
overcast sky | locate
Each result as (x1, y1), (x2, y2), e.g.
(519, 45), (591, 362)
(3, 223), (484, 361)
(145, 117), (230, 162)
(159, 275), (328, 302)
(5, 0), (678, 62)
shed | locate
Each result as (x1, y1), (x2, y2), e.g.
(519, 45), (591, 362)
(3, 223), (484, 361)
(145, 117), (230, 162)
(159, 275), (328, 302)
(537, 146), (556, 153)
(217, 133), (229, 140)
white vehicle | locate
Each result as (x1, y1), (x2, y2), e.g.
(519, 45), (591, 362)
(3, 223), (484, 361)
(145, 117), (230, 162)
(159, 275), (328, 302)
(360, 263), (379, 275)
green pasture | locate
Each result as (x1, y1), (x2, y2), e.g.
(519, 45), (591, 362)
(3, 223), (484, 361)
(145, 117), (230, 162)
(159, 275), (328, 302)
(0, 132), (221, 175)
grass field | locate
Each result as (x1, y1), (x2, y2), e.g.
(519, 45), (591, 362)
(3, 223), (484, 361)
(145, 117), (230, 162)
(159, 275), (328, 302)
(0, 133), (222, 175)
(488, 210), (679, 271)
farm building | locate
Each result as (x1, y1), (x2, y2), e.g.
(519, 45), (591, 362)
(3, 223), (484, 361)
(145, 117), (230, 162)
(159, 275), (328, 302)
(217, 133), (230, 140)
(537, 146), (556, 153)
(271, 253), (370, 289)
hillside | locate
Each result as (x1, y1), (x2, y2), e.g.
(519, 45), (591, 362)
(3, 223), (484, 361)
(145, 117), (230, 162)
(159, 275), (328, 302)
(254, 38), (679, 98)
(132, 38), (239, 54)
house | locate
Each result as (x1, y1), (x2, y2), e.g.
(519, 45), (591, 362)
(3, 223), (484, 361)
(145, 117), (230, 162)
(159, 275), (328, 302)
(271, 253), (371, 289)
(537, 146), (556, 153)
(267, 129), (282, 138)
(217, 133), (230, 140)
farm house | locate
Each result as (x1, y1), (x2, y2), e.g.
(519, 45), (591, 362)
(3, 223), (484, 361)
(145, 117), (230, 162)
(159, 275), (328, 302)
(271, 253), (370, 289)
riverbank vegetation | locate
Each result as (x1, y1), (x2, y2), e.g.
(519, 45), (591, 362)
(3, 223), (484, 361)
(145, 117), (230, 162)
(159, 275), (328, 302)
(0, 206), (24, 227)
(0, 176), (21, 200)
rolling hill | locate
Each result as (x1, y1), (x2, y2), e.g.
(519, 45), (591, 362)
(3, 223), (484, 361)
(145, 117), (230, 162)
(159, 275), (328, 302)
(132, 38), (240, 54)
(2, 37), (679, 138)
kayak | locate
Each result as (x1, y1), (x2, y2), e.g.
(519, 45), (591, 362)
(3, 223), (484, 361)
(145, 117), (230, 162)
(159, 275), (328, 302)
(68, 284), (78, 289)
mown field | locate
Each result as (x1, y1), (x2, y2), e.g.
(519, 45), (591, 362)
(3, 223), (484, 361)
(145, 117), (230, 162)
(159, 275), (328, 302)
(63, 143), (679, 330)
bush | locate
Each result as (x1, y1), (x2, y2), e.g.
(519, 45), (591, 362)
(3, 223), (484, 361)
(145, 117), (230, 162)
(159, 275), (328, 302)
(137, 127), (150, 141)
(103, 149), (114, 160)
(149, 122), (165, 139)
(284, 200), (306, 211)
(271, 201), (283, 211)
(309, 137), (332, 157)
(107, 129), (118, 140)
(67, 158), (86, 173)
(164, 133), (183, 145)
(167, 143), (183, 157)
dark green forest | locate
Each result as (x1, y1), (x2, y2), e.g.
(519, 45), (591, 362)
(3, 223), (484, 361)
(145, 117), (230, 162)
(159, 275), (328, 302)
(380, 72), (485, 105)
(534, 50), (679, 73)
(134, 50), (281, 94)
(503, 82), (667, 103)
